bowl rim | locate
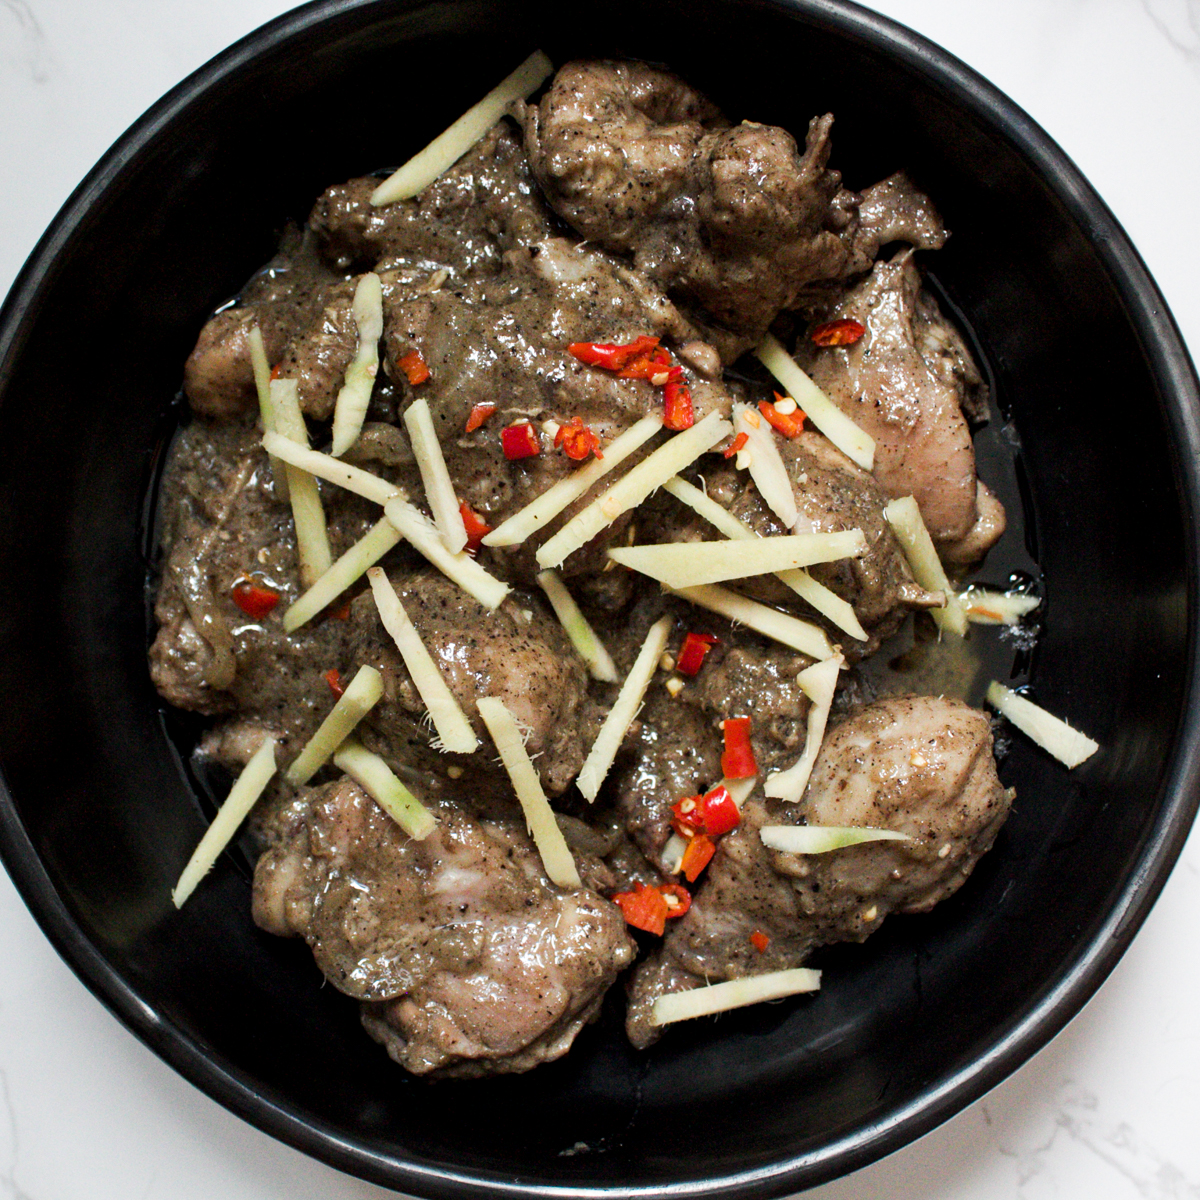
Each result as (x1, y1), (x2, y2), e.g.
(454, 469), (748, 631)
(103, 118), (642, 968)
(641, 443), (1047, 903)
(1, 0), (1199, 1194)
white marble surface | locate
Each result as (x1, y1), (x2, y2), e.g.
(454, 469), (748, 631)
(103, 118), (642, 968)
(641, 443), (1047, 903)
(2, 1), (1199, 1196)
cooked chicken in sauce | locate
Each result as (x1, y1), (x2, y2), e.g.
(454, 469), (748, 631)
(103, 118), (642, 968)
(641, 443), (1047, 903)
(154, 55), (1021, 1078)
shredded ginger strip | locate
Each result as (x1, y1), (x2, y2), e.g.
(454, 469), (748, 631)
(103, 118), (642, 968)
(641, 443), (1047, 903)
(652, 968), (822, 1026)
(662, 476), (867, 641)
(287, 665), (385, 786)
(368, 568), (479, 753)
(986, 681), (1098, 768)
(371, 50), (553, 205)
(536, 412), (731, 569)
(576, 615), (673, 802)
(476, 696), (581, 888)
(753, 334), (875, 471)
(172, 735), (277, 908)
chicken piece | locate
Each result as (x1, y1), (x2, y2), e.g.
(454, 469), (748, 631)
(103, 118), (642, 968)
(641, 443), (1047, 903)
(526, 63), (952, 352)
(149, 419), (376, 758)
(525, 61), (849, 346)
(272, 260), (465, 422)
(183, 309), (270, 420)
(252, 779), (634, 1077)
(606, 618), (811, 869)
(182, 227), (352, 421)
(183, 281), (350, 422)
(595, 594), (812, 815)
(626, 694), (1011, 1047)
(270, 276), (360, 421)
(310, 123), (558, 276)
(940, 481), (1008, 564)
(523, 60), (725, 238)
(769, 693), (1012, 927)
(798, 249), (1003, 554)
(611, 687), (721, 870)
(380, 235), (728, 586)
(184, 123), (556, 423)
(840, 172), (947, 275)
(346, 569), (598, 796)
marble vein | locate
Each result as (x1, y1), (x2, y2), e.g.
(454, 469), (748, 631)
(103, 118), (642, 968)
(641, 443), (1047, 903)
(0, 1069), (36, 1200)
(0, 0), (48, 83)
(1001, 1082), (1200, 1200)
(1142, 0), (1200, 62)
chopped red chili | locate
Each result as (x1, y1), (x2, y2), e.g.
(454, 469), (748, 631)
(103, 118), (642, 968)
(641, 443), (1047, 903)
(723, 431), (749, 459)
(554, 416), (604, 461)
(567, 336), (696, 430)
(700, 785), (740, 836)
(460, 501), (492, 554)
(396, 349), (431, 385)
(662, 380), (695, 431)
(811, 318), (866, 347)
(721, 717), (758, 779)
(750, 930), (771, 953)
(230, 578), (280, 619)
(330, 598), (352, 621)
(676, 631), (718, 676)
(680, 833), (716, 883)
(613, 881), (670, 936)
(618, 346), (671, 381)
(671, 784), (740, 838)
(660, 883), (692, 919)
(324, 668), (345, 698)
(671, 794), (703, 837)
(568, 335), (660, 372)
(465, 402), (497, 433)
(269, 363), (281, 382)
(759, 397), (806, 438)
(501, 421), (541, 460)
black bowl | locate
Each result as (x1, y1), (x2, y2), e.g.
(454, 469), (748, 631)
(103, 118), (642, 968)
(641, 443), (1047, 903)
(1, 0), (1197, 1195)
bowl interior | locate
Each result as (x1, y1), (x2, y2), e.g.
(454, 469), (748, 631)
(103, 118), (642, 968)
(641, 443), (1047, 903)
(0, 0), (1196, 1195)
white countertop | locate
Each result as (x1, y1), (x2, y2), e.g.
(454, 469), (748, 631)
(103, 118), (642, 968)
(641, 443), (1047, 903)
(2, 1), (1199, 1196)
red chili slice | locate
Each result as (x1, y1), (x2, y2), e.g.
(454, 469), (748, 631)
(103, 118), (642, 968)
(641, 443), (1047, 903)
(723, 431), (749, 459)
(750, 930), (770, 953)
(676, 631), (718, 677)
(568, 335), (660, 372)
(661, 883), (692, 920)
(759, 397), (806, 438)
(721, 717), (758, 779)
(324, 668), (345, 698)
(700, 785), (741, 836)
(460, 501), (492, 554)
(680, 834), (716, 883)
(501, 422), (541, 460)
(396, 349), (431, 385)
(230, 578), (280, 619)
(618, 346), (672, 381)
(613, 881), (670, 936)
(811, 318), (866, 347)
(670, 784), (741, 838)
(671, 794), (705, 837)
(465, 402), (497, 433)
(554, 416), (603, 461)
(662, 380), (695, 431)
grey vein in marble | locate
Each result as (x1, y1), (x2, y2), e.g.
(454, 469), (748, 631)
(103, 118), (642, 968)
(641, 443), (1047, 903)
(1143, 0), (1200, 61)
(0, 0), (48, 83)
(0, 1069), (36, 1200)
(1002, 1082), (1200, 1200)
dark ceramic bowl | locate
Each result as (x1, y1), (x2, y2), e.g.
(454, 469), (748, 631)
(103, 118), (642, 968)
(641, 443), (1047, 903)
(1, 0), (1197, 1195)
